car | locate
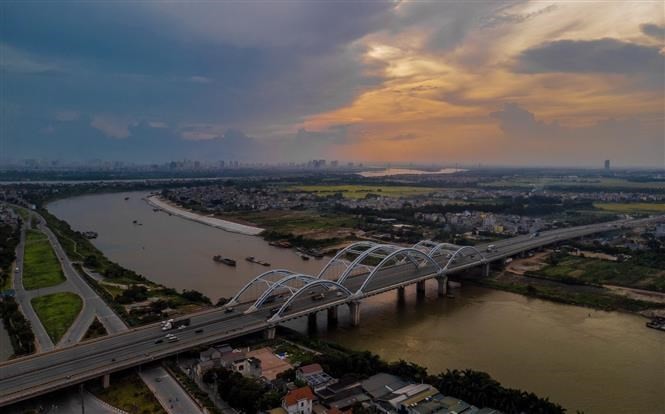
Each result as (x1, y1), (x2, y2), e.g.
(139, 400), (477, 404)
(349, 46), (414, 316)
(155, 339), (163, 344)
(224, 307), (234, 314)
(167, 336), (179, 342)
(155, 377), (162, 382)
(195, 328), (204, 334)
(66, 375), (72, 379)
(178, 324), (187, 330)
(111, 358), (116, 362)
(144, 353), (150, 357)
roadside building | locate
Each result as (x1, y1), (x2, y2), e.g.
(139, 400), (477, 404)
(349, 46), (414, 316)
(283, 386), (316, 414)
(297, 363), (337, 391)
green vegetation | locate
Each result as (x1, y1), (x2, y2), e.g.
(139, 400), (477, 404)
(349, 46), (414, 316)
(90, 371), (166, 414)
(0, 223), (20, 290)
(0, 297), (35, 356)
(226, 210), (359, 234)
(535, 255), (665, 292)
(481, 177), (665, 191)
(478, 277), (664, 313)
(203, 367), (282, 413)
(593, 202), (665, 214)
(22, 229), (65, 290)
(31, 292), (82, 343)
(290, 184), (439, 199)
(82, 317), (107, 341)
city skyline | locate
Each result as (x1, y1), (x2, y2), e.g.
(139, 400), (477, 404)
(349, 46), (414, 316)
(2, 1), (664, 167)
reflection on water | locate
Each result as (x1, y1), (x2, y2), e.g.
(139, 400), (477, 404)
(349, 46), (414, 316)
(357, 168), (467, 177)
(49, 191), (664, 413)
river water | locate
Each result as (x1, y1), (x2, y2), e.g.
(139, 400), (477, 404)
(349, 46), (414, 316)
(48, 191), (664, 413)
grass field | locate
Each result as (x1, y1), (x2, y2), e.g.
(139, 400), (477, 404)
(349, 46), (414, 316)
(535, 256), (665, 292)
(91, 371), (166, 414)
(593, 202), (665, 213)
(225, 210), (360, 234)
(481, 177), (665, 190)
(31, 292), (82, 343)
(290, 184), (439, 199)
(23, 229), (65, 290)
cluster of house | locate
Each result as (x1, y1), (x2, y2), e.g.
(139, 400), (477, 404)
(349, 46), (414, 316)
(192, 346), (501, 414)
(164, 186), (324, 212)
(194, 344), (262, 378)
(414, 211), (547, 236)
(0, 205), (21, 229)
(271, 365), (502, 414)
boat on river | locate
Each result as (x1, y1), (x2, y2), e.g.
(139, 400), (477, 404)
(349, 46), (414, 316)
(213, 255), (236, 266)
(246, 256), (270, 266)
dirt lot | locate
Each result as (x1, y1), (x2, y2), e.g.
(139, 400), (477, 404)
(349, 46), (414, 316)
(503, 252), (549, 275)
(246, 347), (292, 381)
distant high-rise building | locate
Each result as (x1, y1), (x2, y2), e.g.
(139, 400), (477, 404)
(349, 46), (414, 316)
(604, 159), (610, 170)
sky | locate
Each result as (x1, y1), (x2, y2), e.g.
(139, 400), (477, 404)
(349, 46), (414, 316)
(1, 1), (664, 167)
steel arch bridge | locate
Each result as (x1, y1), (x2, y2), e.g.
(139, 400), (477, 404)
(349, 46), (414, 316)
(227, 239), (488, 322)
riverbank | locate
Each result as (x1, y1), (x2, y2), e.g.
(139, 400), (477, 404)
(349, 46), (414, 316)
(466, 253), (665, 316)
(146, 195), (264, 236)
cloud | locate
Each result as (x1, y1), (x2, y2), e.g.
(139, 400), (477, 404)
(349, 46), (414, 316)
(54, 110), (80, 121)
(516, 38), (664, 78)
(187, 76), (212, 84)
(387, 133), (419, 141)
(641, 23), (665, 40)
(90, 115), (132, 139)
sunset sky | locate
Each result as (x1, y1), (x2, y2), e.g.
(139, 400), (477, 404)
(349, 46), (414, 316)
(2, 1), (664, 167)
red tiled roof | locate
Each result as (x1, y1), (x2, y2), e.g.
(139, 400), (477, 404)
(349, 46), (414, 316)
(284, 386), (315, 406)
(298, 363), (323, 375)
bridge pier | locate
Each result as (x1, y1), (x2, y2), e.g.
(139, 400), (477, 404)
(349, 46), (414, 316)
(397, 286), (406, 303)
(416, 280), (426, 295)
(327, 306), (338, 325)
(264, 325), (277, 340)
(519, 251), (526, 259)
(349, 301), (360, 327)
(102, 373), (110, 389)
(307, 313), (318, 330)
(482, 263), (490, 277)
(436, 276), (448, 297)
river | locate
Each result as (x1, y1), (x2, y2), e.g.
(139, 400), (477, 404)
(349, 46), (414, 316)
(48, 191), (664, 413)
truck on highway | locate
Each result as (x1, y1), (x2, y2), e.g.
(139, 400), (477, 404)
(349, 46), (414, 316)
(161, 318), (190, 331)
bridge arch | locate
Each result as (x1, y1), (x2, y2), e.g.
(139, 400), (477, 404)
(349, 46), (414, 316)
(336, 244), (407, 286)
(428, 242), (461, 258)
(317, 241), (378, 281)
(356, 248), (442, 295)
(247, 273), (318, 312)
(225, 269), (296, 307)
(412, 240), (440, 254)
(441, 246), (486, 270)
(267, 279), (353, 323)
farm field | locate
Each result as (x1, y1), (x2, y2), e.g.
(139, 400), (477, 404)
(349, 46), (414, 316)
(290, 184), (439, 199)
(593, 202), (665, 213)
(481, 177), (665, 190)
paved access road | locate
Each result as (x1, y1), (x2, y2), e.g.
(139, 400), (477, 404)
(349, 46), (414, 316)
(140, 365), (203, 414)
(0, 215), (661, 407)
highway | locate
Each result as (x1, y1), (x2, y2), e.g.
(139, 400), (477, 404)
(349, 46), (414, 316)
(0, 215), (661, 407)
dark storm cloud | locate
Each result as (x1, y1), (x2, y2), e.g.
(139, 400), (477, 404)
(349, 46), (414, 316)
(0, 1), (393, 160)
(640, 23), (665, 41)
(516, 38), (664, 77)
